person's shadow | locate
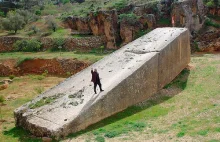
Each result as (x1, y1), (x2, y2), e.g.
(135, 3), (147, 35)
(3, 68), (190, 141)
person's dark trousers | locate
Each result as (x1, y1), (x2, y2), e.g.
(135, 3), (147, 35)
(94, 82), (102, 94)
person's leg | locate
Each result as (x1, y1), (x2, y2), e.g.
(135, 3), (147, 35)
(94, 83), (97, 94)
(98, 82), (104, 91)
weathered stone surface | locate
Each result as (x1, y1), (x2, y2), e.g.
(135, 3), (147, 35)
(171, 0), (207, 32)
(95, 10), (119, 49)
(120, 20), (142, 45)
(139, 14), (156, 29)
(197, 29), (220, 52)
(14, 28), (190, 138)
(75, 17), (91, 33)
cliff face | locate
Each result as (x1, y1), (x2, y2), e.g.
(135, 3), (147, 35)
(171, 0), (208, 32)
(66, 7), (157, 48)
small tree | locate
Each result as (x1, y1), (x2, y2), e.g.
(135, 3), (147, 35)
(62, 2), (73, 13)
(45, 16), (58, 32)
(0, 10), (5, 17)
(0, 95), (5, 122)
(2, 11), (25, 34)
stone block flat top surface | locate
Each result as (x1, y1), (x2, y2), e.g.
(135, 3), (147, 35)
(15, 28), (189, 134)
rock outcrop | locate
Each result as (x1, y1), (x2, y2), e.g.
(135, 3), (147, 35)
(197, 29), (220, 52)
(89, 10), (119, 49)
(171, 0), (208, 32)
(14, 28), (190, 138)
(120, 19), (142, 45)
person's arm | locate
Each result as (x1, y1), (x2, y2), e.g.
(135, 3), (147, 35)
(91, 68), (93, 74)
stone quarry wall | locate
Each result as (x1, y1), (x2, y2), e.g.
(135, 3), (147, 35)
(14, 28), (190, 138)
(0, 36), (105, 52)
(66, 9), (157, 48)
(171, 0), (207, 32)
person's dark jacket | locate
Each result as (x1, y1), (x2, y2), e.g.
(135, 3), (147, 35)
(91, 70), (100, 83)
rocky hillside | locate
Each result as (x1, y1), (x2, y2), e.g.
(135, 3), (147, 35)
(0, 0), (219, 52)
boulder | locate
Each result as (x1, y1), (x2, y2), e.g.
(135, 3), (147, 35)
(14, 28), (190, 138)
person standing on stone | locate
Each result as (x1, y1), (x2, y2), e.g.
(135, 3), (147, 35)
(91, 68), (104, 94)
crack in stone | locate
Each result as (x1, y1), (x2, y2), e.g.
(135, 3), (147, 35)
(125, 50), (160, 54)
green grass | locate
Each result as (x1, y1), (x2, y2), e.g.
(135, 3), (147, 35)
(177, 131), (185, 137)
(197, 129), (209, 136)
(49, 28), (70, 38)
(0, 51), (109, 63)
(95, 136), (105, 142)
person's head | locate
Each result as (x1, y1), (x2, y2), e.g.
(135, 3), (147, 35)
(94, 69), (97, 72)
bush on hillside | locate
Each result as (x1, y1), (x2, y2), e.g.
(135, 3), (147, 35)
(119, 13), (139, 24)
(205, 18), (220, 28)
(45, 16), (58, 32)
(112, 0), (127, 10)
(50, 38), (66, 52)
(0, 10), (5, 17)
(2, 11), (25, 34)
(13, 39), (42, 52)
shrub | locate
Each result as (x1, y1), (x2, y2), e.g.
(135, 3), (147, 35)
(0, 10), (5, 17)
(9, 75), (15, 80)
(112, 0), (127, 10)
(177, 131), (185, 137)
(42, 70), (48, 77)
(95, 136), (105, 142)
(13, 39), (42, 52)
(104, 131), (119, 138)
(50, 38), (66, 52)
(61, 0), (70, 4)
(119, 13), (139, 24)
(205, 18), (220, 28)
(35, 10), (41, 15)
(45, 16), (58, 32)
(206, 1), (215, 8)
(31, 25), (39, 34)
(2, 11), (25, 34)
(135, 29), (151, 39)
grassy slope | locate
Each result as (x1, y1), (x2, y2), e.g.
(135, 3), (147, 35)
(0, 54), (219, 142)
(0, 51), (108, 63)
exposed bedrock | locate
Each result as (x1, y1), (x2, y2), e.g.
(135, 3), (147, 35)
(66, 9), (157, 48)
(171, 0), (208, 32)
(89, 10), (119, 49)
(14, 28), (190, 138)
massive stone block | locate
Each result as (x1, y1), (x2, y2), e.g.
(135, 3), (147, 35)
(14, 28), (190, 138)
